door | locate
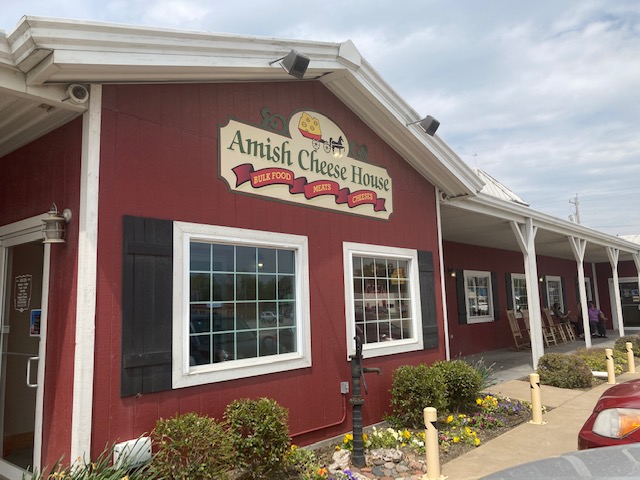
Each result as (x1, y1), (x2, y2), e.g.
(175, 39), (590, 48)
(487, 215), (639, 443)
(620, 280), (640, 328)
(0, 241), (44, 478)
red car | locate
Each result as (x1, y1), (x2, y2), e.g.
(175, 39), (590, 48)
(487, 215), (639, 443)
(578, 379), (640, 449)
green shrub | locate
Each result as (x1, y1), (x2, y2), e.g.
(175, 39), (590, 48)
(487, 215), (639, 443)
(389, 363), (446, 428)
(432, 359), (484, 412)
(149, 412), (233, 480)
(575, 347), (627, 375)
(537, 353), (593, 389)
(615, 335), (640, 357)
(224, 397), (291, 479)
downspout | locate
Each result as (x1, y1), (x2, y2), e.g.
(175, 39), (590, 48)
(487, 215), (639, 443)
(435, 187), (451, 360)
(70, 84), (102, 463)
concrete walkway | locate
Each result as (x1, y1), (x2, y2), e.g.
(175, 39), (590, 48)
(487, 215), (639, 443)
(442, 371), (639, 479)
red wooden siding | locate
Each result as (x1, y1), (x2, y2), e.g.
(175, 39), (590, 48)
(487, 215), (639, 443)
(93, 81), (444, 454)
(0, 120), (83, 468)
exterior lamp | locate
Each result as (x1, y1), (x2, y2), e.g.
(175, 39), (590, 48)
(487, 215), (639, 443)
(407, 115), (440, 136)
(269, 49), (310, 79)
(42, 203), (72, 244)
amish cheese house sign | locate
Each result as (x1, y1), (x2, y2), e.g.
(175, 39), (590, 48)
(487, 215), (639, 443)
(219, 111), (393, 220)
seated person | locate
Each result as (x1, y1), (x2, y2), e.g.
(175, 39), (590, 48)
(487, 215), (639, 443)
(553, 302), (583, 338)
(587, 301), (608, 338)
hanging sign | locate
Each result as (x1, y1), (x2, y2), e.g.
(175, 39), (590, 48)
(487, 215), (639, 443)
(14, 274), (32, 313)
(219, 111), (393, 219)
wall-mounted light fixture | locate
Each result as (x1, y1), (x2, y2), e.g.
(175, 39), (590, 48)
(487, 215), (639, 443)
(42, 203), (72, 244)
(538, 276), (544, 283)
(448, 268), (457, 278)
(407, 115), (440, 136)
(269, 49), (310, 79)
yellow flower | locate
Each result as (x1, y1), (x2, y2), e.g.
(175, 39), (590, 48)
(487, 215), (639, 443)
(453, 437), (460, 443)
(402, 429), (411, 439)
(465, 426), (471, 434)
(474, 438), (481, 446)
(121, 476), (129, 480)
(476, 398), (482, 405)
(446, 415), (453, 423)
(363, 433), (368, 442)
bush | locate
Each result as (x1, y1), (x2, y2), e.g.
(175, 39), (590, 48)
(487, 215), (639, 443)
(615, 335), (640, 357)
(149, 412), (233, 480)
(389, 363), (447, 428)
(224, 397), (291, 479)
(575, 347), (627, 375)
(537, 353), (592, 389)
(432, 359), (484, 412)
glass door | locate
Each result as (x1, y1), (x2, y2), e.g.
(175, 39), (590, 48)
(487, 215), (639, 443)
(0, 241), (43, 477)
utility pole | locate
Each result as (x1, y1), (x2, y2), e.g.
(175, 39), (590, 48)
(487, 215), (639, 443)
(569, 193), (581, 224)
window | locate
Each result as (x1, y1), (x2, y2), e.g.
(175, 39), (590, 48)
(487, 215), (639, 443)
(511, 274), (528, 315)
(546, 275), (564, 311)
(172, 222), (311, 388)
(464, 270), (494, 323)
(343, 243), (423, 359)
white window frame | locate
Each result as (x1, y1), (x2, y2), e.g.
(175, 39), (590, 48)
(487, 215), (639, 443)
(343, 242), (423, 359)
(511, 273), (527, 318)
(172, 222), (311, 388)
(545, 275), (564, 312)
(464, 270), (494, 324)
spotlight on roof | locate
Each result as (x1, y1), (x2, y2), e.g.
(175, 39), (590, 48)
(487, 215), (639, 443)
(407, 115), (440, 136)
(269, 49), (310, 79)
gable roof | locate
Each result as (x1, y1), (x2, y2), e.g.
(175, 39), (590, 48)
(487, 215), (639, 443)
(0, 16), (484, 198)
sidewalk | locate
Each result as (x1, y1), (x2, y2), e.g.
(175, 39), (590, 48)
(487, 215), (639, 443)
(441, 371), (639, 479)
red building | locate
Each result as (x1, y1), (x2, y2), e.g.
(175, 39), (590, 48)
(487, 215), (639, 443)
(1, 17), (639, 478)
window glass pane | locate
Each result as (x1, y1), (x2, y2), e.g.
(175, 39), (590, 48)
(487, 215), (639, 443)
(236, 303), (257, 330)
(260, 330), (278, 356)
(280, 327), (296, 352)
(352, 256), (363, 276)
(213, 333), (236, 362)
(259, 302), (278, 326)
(190, 273), (210, 302)
(190, 243), (210, 271)
(279, 301), (295, 326)
(213, 273), (234, 301)
(190, 334), (211, 365)
(213, 308), (235, 332)
(236, 331), (258, 359)
(190, 304), (211, 333)
(236, 246), (256, 272)
(212, 244), (234, 272)
(258, 274), (277, 300)
(279, 275), (295, 300)
(236, 274), (256, 300)
(258, 248), (277, 273)
(278, 250), (295, 274)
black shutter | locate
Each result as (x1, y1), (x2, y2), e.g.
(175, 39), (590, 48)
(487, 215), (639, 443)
(561, 277), (567, 310)
(121, 216), (173, 397)
(491, 272), (500, 320)
(418, 251), (438, 349)
(456, 270), (467, 324)
(505, 273), (513, 310)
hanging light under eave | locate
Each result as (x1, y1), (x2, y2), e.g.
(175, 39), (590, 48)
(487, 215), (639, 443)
(42, 203), (72, 244)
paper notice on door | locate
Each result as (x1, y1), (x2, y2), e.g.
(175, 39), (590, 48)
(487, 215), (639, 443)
(14, 274), (32, 312)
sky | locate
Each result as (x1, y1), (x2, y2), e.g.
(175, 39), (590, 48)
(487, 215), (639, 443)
(2, 1), (639, 236)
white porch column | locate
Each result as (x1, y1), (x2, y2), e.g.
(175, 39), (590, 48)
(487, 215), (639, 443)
(607, 247), (624, 337)
(511, 218), (544, 369)
(568, 237), (591, 347)
(71, 84), (102, 462)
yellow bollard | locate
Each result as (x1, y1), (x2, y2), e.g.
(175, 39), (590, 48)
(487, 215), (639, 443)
(606, 348), (616, 384)
(627, 342), (636, 374)
(529, 373), (545, 425)
(423, 407), (445, 480)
